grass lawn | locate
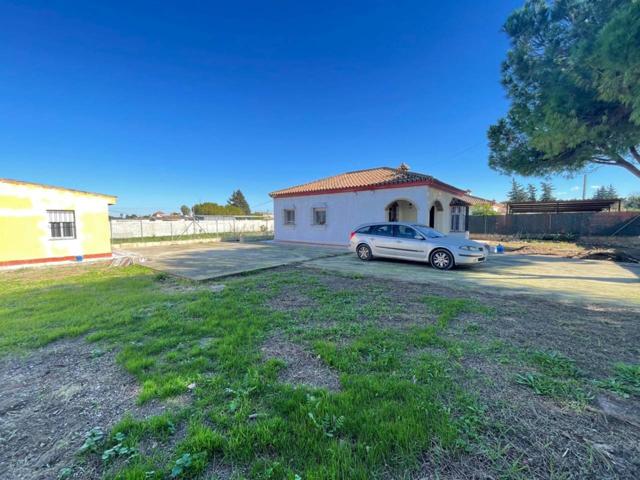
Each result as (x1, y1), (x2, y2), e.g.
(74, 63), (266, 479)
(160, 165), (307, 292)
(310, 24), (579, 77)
(0, 263), (639, 479)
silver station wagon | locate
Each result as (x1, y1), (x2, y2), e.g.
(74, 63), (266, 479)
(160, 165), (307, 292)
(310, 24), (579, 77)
(349, 222), (487, 270)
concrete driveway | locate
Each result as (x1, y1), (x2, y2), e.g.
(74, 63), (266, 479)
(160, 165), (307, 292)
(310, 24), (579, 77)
(120, 241), (347, 280)
(303, 253), (640, 307)
(119, 240), (639, 306)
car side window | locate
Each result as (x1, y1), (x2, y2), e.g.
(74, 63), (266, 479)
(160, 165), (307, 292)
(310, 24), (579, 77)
(370, 224), (393, 237)
(357, 226), (371, 234)
(395, 225), (420, 239)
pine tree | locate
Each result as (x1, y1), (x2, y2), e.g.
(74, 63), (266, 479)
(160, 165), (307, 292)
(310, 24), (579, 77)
(540, 182), (555, 202)
(227, 190), (251, 215)
(487, 0), (640, 180)
(507, 179), (528, 202)
(526, 184), (537, 202)
(593, 186), (608, 199)
(593, 184), (619, 200)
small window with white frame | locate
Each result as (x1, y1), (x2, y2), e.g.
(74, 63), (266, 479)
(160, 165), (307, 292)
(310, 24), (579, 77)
(48, 210), (76, 239)
(312, 207), (326, 225)
(283, 208), (295, 225)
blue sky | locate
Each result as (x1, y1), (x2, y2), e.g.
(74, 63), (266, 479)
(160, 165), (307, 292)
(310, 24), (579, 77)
(1, 0), (637, 215)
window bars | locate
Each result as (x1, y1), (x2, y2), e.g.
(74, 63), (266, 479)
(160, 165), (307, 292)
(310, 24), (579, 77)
(47, 210), (76, 239)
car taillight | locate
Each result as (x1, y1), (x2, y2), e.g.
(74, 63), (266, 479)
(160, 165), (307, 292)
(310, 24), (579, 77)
(349, 231), (356, 240)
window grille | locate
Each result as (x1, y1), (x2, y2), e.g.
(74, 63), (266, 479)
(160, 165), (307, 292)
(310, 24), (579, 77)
(47, 210), (76, 239)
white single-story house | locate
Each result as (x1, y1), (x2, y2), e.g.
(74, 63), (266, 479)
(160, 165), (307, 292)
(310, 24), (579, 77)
(269, 164), (497, 246)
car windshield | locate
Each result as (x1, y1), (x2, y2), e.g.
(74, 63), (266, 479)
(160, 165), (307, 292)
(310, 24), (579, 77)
(412, 225), (445, 238)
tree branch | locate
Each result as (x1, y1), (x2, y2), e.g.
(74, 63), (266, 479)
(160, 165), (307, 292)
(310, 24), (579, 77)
(630, 146), (640, 164)
(592, 157), (617, 164)
(613, 153), (640, 179)
(589, 153), (640, 178)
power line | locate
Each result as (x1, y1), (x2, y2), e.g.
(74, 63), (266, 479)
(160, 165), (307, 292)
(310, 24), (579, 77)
(250, 199), (273, 210)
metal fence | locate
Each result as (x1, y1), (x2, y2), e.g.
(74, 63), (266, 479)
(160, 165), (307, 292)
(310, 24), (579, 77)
(469, 212), (640, 237)
(110, 217), (274, 241)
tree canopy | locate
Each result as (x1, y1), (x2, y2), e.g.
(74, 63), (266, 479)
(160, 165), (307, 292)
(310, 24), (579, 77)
(507, 179), (528, 202)
(593, 184), (619, 199)
(526, 183), (537, 201)
(192, 202), (244, 216)
(539, 181), (555, 201)
(625, 193), (640, 210)
(470, 203), (499, 216)
(180, 205), (191, 216)
(488, 0), (640, 180)
(227, 190), (251, 215)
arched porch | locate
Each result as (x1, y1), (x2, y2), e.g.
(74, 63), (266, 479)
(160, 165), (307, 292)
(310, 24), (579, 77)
(386, 199), (417, 222)
(428, 200), (444, 229)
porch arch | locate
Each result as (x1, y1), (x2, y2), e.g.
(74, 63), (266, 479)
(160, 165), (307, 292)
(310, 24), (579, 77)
(428, 200), (443, 228)
(385, 199), (417, 222)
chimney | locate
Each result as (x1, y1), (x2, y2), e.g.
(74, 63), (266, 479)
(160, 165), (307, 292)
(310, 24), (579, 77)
(397, 163), (410, 174)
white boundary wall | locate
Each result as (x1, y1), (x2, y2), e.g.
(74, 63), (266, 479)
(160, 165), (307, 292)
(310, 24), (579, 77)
(110, 218), (274, 239)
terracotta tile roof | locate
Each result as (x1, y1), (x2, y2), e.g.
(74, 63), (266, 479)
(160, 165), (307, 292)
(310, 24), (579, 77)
(459, 193), (500, 206)
(269, 166), (468, 198)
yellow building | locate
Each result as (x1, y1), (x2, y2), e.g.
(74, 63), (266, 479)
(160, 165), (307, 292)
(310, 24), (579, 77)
(0, 179), (117, 267)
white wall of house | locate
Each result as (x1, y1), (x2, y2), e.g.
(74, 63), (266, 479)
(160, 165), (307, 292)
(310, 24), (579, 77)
(273, 186), (428, 245)
(273, 185), (467, 245)
(427, 187), (464, 233)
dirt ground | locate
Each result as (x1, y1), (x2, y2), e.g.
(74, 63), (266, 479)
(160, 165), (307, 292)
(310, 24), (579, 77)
(447, 299), (640, 479)
(261, 336), (341, 392)
(475, 236), (640, 263)
(0, 339), (175, 480)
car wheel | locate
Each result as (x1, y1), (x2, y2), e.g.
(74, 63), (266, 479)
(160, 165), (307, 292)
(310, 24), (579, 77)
(356, 243), (373, 261)
(430, 249), (454, 270)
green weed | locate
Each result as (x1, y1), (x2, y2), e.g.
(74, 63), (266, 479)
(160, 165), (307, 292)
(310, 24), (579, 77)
(594, 362), (640, 398)
(529, 350), (580, 378)
(515, 372), (592, 405)
(423, 295), (493, 327)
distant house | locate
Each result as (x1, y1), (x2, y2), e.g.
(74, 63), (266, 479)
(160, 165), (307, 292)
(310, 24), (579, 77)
(0, 179), (117, 267)
(269, 164), (494, 246)
(150, 211), (168, 220)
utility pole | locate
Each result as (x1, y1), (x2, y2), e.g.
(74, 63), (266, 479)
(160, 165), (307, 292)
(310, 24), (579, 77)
(582, 174), (587, 200)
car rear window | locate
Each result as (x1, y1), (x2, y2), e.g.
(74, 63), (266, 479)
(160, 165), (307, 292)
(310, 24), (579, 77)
(356, 226), (371, 234)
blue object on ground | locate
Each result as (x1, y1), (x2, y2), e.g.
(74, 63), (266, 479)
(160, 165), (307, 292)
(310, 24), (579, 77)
(75, 255), (84, 262)
(496, 244), (505, 254)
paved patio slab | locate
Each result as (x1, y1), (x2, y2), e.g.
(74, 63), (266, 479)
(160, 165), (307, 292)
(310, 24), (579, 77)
(120, 241), (347, 280)
(303, 253), (640, 307)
